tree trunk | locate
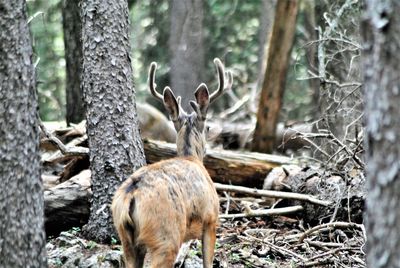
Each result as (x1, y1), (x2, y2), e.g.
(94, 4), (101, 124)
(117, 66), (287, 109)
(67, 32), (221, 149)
(169, 0), (205, 110)
(363, 1), (400, 267)
(252, 0), (298, 153)
(256, 0), (276, 91)
(81, 0), (146, 243)
(62, 0), (85, 125)
(0, 0), (47, 266)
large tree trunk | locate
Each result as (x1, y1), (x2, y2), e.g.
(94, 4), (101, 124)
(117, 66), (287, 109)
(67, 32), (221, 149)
(62, 0), (84, 125)
(252, 0), (298, 153)
(81, 0), (146, 243)
(0, 0), (47, 266)
(169, 0), (205, 110)
(363, 1), (400, 267)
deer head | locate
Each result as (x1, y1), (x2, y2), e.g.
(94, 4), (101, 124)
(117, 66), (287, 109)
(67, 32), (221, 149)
(148, 58), (233, 160)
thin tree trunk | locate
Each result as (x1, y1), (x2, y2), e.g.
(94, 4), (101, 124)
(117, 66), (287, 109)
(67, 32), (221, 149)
(363, 1), (400, 267)
(0, 0), (47, 266)
(252, 0), (298, 153)
(81, 0), (146, 243)
(63, 0), (84, 125)
(169, 0), (205, 110)
(256, 0), (276, 91)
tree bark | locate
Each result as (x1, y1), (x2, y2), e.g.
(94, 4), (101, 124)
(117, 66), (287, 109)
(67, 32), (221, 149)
(0, 0), (47, 266)
(63, 0), (84, 125)
(169, 0), (205, 110)
(363, 1), (400, 267)
(256, 0), (276, 90)
(252, 0), (298, 153)
(81, 0), (146, 243)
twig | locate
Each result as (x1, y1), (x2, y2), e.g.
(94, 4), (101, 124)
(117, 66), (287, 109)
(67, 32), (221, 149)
(39, 120), (89, 157)
(174, 241), (193, 268)
(240, 233), (307, 262)
(214, 183), (331, 207)
(298, 222), (363, 243)
(223, 191), (231, 215)
(304, 239), (343, 248)
(219, 205), (303, 219)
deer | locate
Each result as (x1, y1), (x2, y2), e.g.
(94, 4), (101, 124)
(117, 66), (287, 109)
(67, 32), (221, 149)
(111, 58), (233, 268)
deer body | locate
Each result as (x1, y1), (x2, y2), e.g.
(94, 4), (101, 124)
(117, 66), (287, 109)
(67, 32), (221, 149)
(112, 58), (232, 268)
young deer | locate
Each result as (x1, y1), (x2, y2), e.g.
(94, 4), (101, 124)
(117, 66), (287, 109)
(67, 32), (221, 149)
(112, 58), (233, 268)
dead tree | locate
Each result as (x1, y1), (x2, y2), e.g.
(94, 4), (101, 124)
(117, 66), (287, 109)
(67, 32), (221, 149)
(302, 0), (363, 171)
(252, 0), (298, 153)
(81, 0), (146, 243)
(363, 1), (400, 267)
(169, 0), (205, 110)
(0, 0), (47, 266)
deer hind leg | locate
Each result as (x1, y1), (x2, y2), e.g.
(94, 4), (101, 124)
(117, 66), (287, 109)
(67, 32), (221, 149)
(118, 227), (146, 268)
(149, 246), (179, 268)
(202, 221), (217, 268)
(121, 241), (146, 268)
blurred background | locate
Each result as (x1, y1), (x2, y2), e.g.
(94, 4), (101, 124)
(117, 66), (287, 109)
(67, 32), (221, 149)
(27, 0), (316, 122)
(28, 0), (362, 169)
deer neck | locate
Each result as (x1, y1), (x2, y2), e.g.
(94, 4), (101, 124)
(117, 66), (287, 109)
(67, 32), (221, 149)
(176, 124), (206, 161)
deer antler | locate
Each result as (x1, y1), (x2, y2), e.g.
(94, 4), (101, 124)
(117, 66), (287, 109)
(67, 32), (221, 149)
(209, 58), (233, 104)
(148, 62), (164, 102)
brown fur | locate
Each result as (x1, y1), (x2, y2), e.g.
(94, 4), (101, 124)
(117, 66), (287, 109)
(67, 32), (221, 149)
(112, 58), (232, 268)
(112, 157), (218, 268)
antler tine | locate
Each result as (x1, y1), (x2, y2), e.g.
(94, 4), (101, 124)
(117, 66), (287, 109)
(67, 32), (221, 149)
(209, 58), (232, 104)
(148, 62), (164, 102)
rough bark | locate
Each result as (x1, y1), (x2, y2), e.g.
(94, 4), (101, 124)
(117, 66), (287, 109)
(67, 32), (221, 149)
(81, 0), (146, 243)
(252, 0), (298, 153)
(0, 0), (47, 266)
(169, 0), (205, 110)
(63, 0), (84, 125)
(363, 1), (400, 267)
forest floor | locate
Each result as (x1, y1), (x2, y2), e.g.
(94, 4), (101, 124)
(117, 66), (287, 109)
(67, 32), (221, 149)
(42, 121), (366, 267)
(46, 198), (366, 268)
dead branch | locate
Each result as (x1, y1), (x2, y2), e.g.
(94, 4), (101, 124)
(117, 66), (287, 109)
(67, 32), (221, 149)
(219, 205), (303, 219)
(39, 120), (89, 162)
(298, 221), (364, 243)
(214, 183), (331, 207)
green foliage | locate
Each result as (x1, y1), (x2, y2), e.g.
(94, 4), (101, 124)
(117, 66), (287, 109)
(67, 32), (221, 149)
(69, 226), (81, 236)
(27, 0), (65, 121)
(28, 0), (314, 123)
(86, 240), (98, 250)
(205, 0), (262, 86)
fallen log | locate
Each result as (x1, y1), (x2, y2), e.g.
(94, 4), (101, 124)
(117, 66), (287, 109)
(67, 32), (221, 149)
(41, 119), (294, 187)
(143, 139), (294, 187)
(44, 170), (91, 236)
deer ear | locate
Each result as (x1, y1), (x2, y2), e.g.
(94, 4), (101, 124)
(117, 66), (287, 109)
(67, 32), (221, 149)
(194, 83), (209, 118)
(163, 87), (179, 121)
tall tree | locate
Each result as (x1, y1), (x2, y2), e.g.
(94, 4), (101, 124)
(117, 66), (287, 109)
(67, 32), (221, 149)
(81, 0), (146, 243)
(256, 0), (276, 90)
(252, 0), (298, 153)
(0, 0), (47, 267)
(363, 1), (400, 267)
(169, 0), (205, 110)
(62, 0), (84, 125)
